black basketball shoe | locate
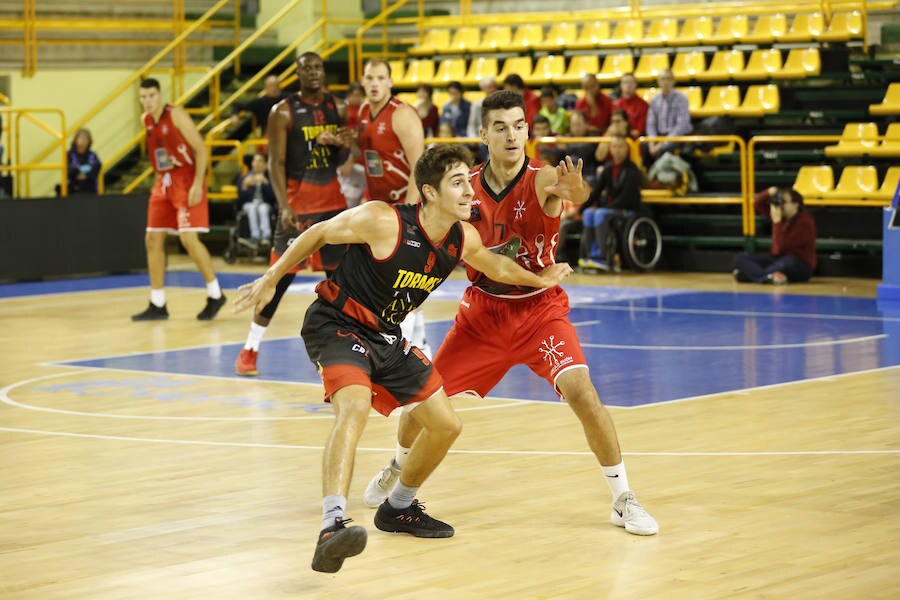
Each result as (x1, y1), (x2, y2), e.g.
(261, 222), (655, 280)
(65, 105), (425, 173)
(196, 295), (227, 320)
(374, 499), (454, 538)
(311, 518), (367, 573)
(131, 302), (169, 321)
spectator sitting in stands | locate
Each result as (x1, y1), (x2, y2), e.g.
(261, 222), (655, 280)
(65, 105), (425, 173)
(645, 68), (692, 163)
(415, 83), (440, 137)
(344, 81), (365, 130)
(612, 73), (648, 138)
(556, 110), (600, 188)
(66, 127), (101, 195)
(577, 135), (644, 272)
(539, 85), (570, 135)
(575, 73), (613, 133)
(231, 74), (286, 137)
(236, 152), (276, 248)
(440, 81), (471, 137)
(503, 73), (541, 127)
(733, 187), (816, 285)
(595, 109), (631, 165)
(526, 115), (559, 164)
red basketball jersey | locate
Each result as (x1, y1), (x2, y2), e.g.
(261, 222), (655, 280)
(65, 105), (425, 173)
(467, 157), (560, 297)
(358, 97), (412, 203)
(143, 105), (196, 176)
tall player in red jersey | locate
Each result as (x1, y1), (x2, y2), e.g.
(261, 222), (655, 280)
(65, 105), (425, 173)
(234, 52), (352, 377)
(132, 78), (226, 321)
(364, 91), (659, 536)
(356, 58), (432, 355)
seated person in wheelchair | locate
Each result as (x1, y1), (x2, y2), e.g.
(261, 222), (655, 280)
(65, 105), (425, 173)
(577, 134), (643, 271)
(236, 152), (277, 247)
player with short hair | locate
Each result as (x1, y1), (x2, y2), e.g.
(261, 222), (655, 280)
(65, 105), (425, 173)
(233, 144), (573, 573)
(364, 91), (659, 536)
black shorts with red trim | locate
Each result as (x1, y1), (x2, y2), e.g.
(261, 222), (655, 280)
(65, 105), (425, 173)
(271, 208), (347, 273)
(301, 300), (442, 416)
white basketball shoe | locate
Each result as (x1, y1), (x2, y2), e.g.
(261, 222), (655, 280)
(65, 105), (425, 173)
(611, 491), (659, 535)
(363, 460), (401, 508)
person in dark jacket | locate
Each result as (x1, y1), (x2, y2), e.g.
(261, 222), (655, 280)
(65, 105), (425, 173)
(733, 187), (816, 284)
(235, 152), (277, 246)
(66, 128), (101, 194)
(230, 75), (286, 136)
(577, 134), (643, 271)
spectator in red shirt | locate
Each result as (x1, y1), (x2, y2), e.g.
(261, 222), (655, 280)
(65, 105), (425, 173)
(503, 73), (541, 127)
(733, 187), (817, 284)
(415, 83), (440, 137)
(612, 73), (648, 137)
(575, 73), (613, 133)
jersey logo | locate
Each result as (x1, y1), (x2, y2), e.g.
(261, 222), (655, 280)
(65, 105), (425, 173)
(424, 251), (436, 274)
(447, 243), (458, 258)
(377, 122), (387, 135)
(364, 150), (383, 177)
(513, 199), (526, 220)
(469, 205), (481, 222)
(539, 335), (572, 371)
(406, 239), (421, 248)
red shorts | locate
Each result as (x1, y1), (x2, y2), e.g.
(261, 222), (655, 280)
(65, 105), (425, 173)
(146, 170), (209, 232)
(433, 285), (588, 397)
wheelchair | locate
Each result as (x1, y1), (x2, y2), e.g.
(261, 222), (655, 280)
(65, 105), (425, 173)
(604, 209), (663, 271)
(222, 204), (277, 264)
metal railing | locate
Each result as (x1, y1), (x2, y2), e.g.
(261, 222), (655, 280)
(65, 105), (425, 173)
(0, 108), (66, 197)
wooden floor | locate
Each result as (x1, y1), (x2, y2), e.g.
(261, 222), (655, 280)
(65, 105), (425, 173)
(1, 260), (898, 599)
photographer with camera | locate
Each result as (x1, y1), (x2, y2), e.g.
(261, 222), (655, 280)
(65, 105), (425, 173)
(733, 186), (816, 285)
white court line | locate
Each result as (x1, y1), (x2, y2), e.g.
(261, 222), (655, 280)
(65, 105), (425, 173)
(581, 333), (887, 351)
(0, 426), (896, 456)
(570, 320), (603, 327)
(0, 371), (532, 421)
(574, 303), (900, 323)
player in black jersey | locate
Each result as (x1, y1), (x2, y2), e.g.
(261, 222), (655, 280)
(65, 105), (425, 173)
(234, 145), (572, 573)
(235, 51), (354, 377)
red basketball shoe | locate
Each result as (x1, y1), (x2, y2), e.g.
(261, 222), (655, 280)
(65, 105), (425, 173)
(235, 348), (258, 376)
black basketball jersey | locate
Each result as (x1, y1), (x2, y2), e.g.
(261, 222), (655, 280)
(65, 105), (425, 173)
(284, 92), (342, 184)
(316, 203), (464, 333)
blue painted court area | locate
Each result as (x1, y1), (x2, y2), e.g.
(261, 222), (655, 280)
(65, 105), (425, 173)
(51, 277), (900, 407)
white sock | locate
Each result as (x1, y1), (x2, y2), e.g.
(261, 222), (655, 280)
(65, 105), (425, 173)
(150, 288), (166, 308)
(601, 461), (630, 502)
(387, 480), (418, 510)
(394, 443), (411, 469)
(244, 322), (267, 351)
(322, 494), (346, 531)
(206, 279), (222, 299)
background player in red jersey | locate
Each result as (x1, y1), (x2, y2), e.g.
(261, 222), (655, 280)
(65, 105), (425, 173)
(132, 78), (225, 321)
(233, 144), (572, 573)
(234, 52), (352, 376)
(364, 91), (659, 536)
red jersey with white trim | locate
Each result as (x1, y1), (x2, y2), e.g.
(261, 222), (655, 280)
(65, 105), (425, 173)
(143, 105), (196, 176)
(358, 97), (412, 203)
(466, 157), (560, 297)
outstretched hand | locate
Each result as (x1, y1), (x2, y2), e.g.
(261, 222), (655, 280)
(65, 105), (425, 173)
(537, 262), (574, 288)
(543, 156), (586, 202)
(233, 276), (276, 315)
(281, 206), (299, 230)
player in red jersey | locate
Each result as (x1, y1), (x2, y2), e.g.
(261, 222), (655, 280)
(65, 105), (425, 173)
(131, 78), (226, 321)
(356, 58), (432, 355)
(364, 91), (659, 536)
(233, 144), (572, 572)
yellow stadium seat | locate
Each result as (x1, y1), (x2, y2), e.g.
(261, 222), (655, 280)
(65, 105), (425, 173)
(596, 54), (635, 83)
(634, 53), (670, 83)
(570, 21), (611, 50)
(431, 58), (467, 86)
(729, 84), (780, 117)
(820, 166), (879, 200)
(693, 85), (741, 117)
(397, 59), (435, 87)
(535, 23), (577, 51)
(497, 56), (534, 83)
(503, 24), (544, 52)
(474, 26), (511, 52)
(778, 13), (824, 42)
(448, 27), (481, 53)
(707, 15), (749, 45)
(672, 16), (713, 46)
(555, 55), (600, 85)
(697, 50), (744, 82)
(672, 51), (707, 81)
(775, 48), (820, 79)
(869, 167), (900, 201)
(819, 11), (863, 42)
(679, 86), (704, 113)
(742, 49), (782, 80)
(637, 87), (658, 102)
(464, 89), (486, 105)
(410, 29), (451, 56)
(388, 60), (405, 82)
(793, 165), (834, 198)
(742, 14), (787, 44)
(528, 55), (566, 86)
(869, 123), (900, 157)
(395, 92), (417, 106)
(462, 57), (498, 87)
(638, 18), (679, 47)
(432, 90), (450, 112)
(824, 122), (880, 157)
(599, 19), (644, 47)
(869, 83), (900, 116)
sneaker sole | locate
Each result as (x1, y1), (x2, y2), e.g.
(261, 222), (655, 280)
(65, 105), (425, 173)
(610, 511), (659, 536)
(373, 514), (454, 538)
(311, 527), (367, 573)
(235, 369), (258, 376)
